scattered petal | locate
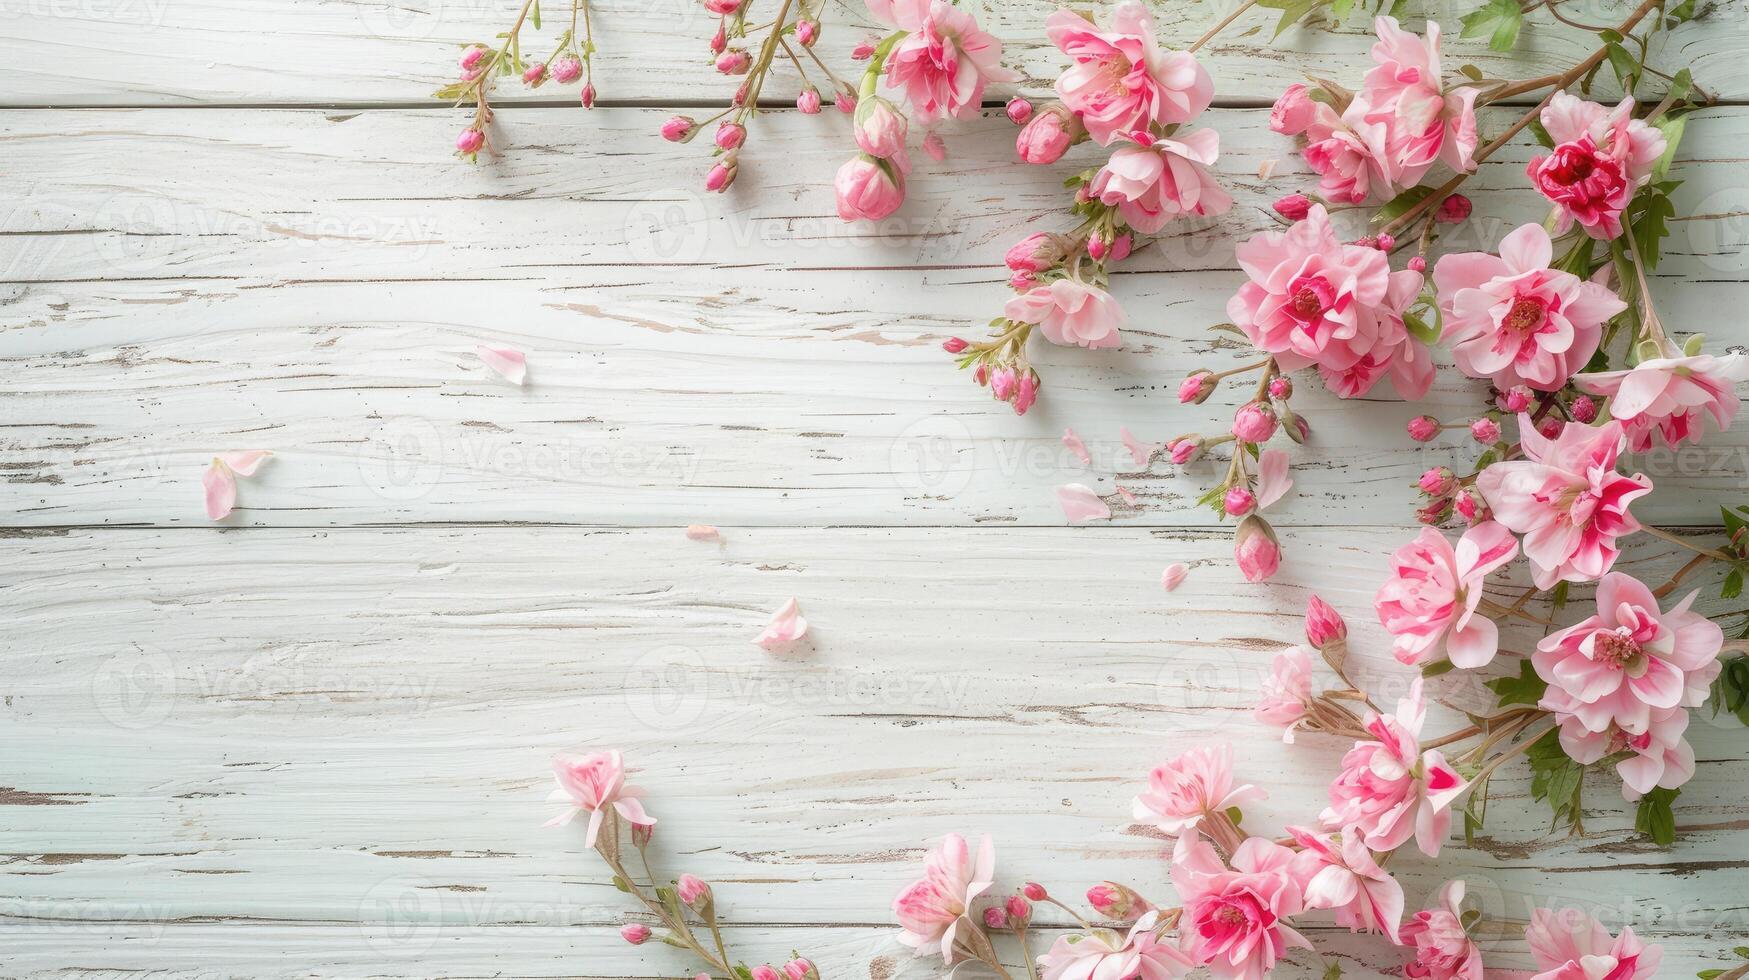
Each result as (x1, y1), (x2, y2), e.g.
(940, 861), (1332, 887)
(217, 450), (272, 477)
(1116, 485), (1138, 506)
(1162, 563), (1188, 592)
(754, 598), (808, 651)
(1256, 449), (1293, 508)
(203, 461), (237, 520)
(685, 524), (721, 541)
(1056, 483), (1111, 523)
(923, 131), (947, 161)
(1258, 158), (1278, 180)
(477, 345), (527, 385)
(1120, 427), (1155, 468)
(1061, 427), (1091, 464)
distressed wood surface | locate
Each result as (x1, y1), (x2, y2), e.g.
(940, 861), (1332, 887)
(3, 527), (1748, 980)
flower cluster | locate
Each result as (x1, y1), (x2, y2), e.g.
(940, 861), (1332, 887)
(435, 0), (602, 160)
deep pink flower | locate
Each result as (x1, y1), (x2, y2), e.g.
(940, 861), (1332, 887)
(1474, 418), (1651, 589)
(1558, 705), (1695, 801)
(1286, 826), (1404, 943)
(1171, 833), (1309, 980)
(1304, 594), (1348, 648)
(1230, 401), (1277, 443)
(870, 0), (1014, 125)
(1046, 2), (1212, 145)
(835, 155), (905, 221)
(1273, 193), (1312, 220)
(1399, 880), (1485, 980)
(892, 832), (995, 961)
(1320, 679), (1467, 856)
(1038, 910), (1193, 980)
(1407, 415), (1440, 442)
(1526, 907), (1662, 980)
(1090, 130), (1233, 233)
(1433, 223), (1626, 392)
(1255, 646), (1313, 740)
(1016, 104), (1080, 163)
(1528, 92), (1667, 239)
(1374, 521), (1519, 668)
(544, 750), (656, 846)
(1301, 103), (1392, 204)
(1270, 83), (1315, 135)
(1534, 572), (1722, 737)
(1005, 278), (1125, 349)
(1350, 17), (1478, 187)
(1132, 743), (1265, 836)
(1575, 352), (1749, 451)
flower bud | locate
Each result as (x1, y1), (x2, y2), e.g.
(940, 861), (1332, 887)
(676, 873), (711, 910)
(620, 923), (652, 945)
(1087, 236), (1108, 261)
(1108, 232), (1133, 263)
(1418, 466), (1456, 497)
(1178, 370), (1216, 405)
(705, 156), (739, 193)
(1005, 232), (1061, 274)
(1016, 105), (1079, 165)
(1269, 83), (1314, 135)
(973, 363), (989, 385)
(1537, 416), (1564, 439)
(1234, 515), (1281, 583)
(661, 115), (697, 142)
(1502, 385), (1532, 413)
(1014, 370), (1039, 416)
(714, 121), (746, 150)
(710, 21), (727, 53)
(1006, 97), (1034, 125)
(581, 83), (596, 109)
(1571, 395), (1598, 423)
(1167, 436), (1204, 465)
(522, 61), (547, 85)
(835, 89), (857, 113)
(1086, 882), (1146, 921)
(550, 55), (583, 83)
(851, 37), (877, 59)
(983, 905), (1009, 929)
(1406, 415), (1440, 442)
(1437, 193), (1472, 223)
(459, 45), (488, 71)
(631, 822), (654, 848)
(704, 0), (741, 12)
(1374, 232), (1396, 251)
(1273, 193), (1312, 221)
(991, 366), (1018, 401)
(942, 337), (969, 354)
(853, 96), (907, 159)
(1304, 594), (1347, 648)
(749, 966), (780, 980)
(1407, 255), (1427, 272)
(1268, 375), (1292, 400)
(1231, 401), (1278, 443)
(715, 48), (750, 74)
(1023, 882), (1048, 901)
(834, 154), (904, 221)
(455, 128), (485, 155)
(1224, 486), (1256, 516)
(1006, 895), (1033, 926)
(1454, 488), (1489, 524)
(783, 959), (818, 980)
(797, 86), (822, 114)
(795, 18), (819, 46)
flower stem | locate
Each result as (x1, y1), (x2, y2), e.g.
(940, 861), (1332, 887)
(1640, 524), (1734, 562)
(1188, 0), (1259, 53)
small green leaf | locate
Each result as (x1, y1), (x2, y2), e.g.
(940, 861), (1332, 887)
(1487, 658), (1547, 707)
(1724, 568), (1744, 600)
(1373, 185), (1436, 224)
(1422, 659), (1457, 678)
(1460, 0), (1522, 51)
(1634, 786), (1678, 846)
(1527, 116), (1555, 149)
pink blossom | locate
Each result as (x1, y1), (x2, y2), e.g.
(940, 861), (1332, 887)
(1086, 881), (1147, 921)
(1272, 193), (1311, 220)
(1045, 2), (1212, 145)
(677, 874), (711, 908)
(1534, 572), (1722, 737)
(1474, 418), (1651, 589)
(754, 597), (809, 651)
(714, 121), (746, 150)
(660, 115), (696, 142)
(783, 959), (817, 980)
(1090, 130), (1232, 233)
(456, 128), (485, 154)
(1231, 401), (1277, 443)
(1407, 415), (1440, 442)
(544, 750), (656, 846)
(1399, 880), (1485, 980)
(1133, 743), (1265, 836)
(1302, 104), (1392, 204)
(1528, 92), (1667, 239)
(892, 832), (995, 961)
(797, 87), (822, 114)
(1179, 370), (1213, 404)
(1286, 826), (1404, 943)
(1016, 105), (1079, 164)
(1005, 232), (1063, 274)
(870, 0), (1014, 125)
(1224, 486), (1256, 516)
(1006, 895), (1032, 924)
(1228, 204), (1430, 399)
(1270, 83), (1315, 135)
(705, 157), (738, 193)
(1167, 437), (1203, 464)
(1005, 278), (1125, 349)
(835, 155), (905, 221)
(1255, 646), (1313, 740)
(715, 48), (750, 74)
(1351, 18), (1478, 186)
(1558, 705), (1695, 800)
(1005, 97), (1033, 124)
(1304, 595), (1348, 648)
(459, 45), (487, 71)
(1170, 833), (1310, 980)
(795, 18), (819, 45)
(1234, 515), (1281, 583)
(1469, 417), (1500, 443)
(1526, 907), (1662, 980)
(1575, 352), (1748, 451)
(1433, 223), (1626, 392)
(1320, 679), (1467, 856)
(1374, 522), (1519, 668)
(1037, 910), (1194, 980)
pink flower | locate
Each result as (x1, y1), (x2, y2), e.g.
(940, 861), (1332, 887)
(1350, 18), (1478, 186)
(1526, 907), (1662, 980)
(1090, 130), (1232, 233)
(715, 48), (750, 74)
(1437, 194), (1472, 223)
(1304, 595), (1348, 648)
(1575, 352), (1749, 451)
(1228, 205), (1430, 399)
(1234, 515), (1281, 583)
(456, 128), (485, 155)
(1407, 415), (1440, 442)
(714, 121), (746, 150)
(1534, 572), (1722, 737)
(1270, 83), (1315, 135)
(677, 874), (711, 908)
(1320, 679), (1467, 856)
(892, 832), (995, 961)
(1016, 105), (1080, 164)
(1433, 223), (1626, 392)
(1558, 705), (1695, 800)
(835, 155), (906, 221)
(1230, 401), (1276, 443)
(1006, 232), (1064, 274)
(871, 0), (1014, 125)
(1037, 910), (1194, 980)
(544, 750), (657, 847)
(795, 18), (819, 45)
(1470, 417), (1500, 443)
(706, 157), (739, 193)
(1171, 833), (1310, 980)
(797, 87), (822, 113)
(1046, 2), (1212, 145)
(1167, 436), (1203, 464)
(1302, 104), (1392, 204)
(1528, 92), (1667, 239)
(1272, 193), (1312, 220)
(1374, 522), (1519, 668)
(1286, 826), (1405, 943)
(549, 55), (583, 84)
(1133, 744), (1265, 836)
(1255, 646), (1313, 740)
(1474, 418), (1651, 589)
(1005, 97), (1033, 124)
(1223, 486), (1256, 516)
(1005, 278), (1125, 349)
(1086, 881), (1147, 920)
(853, 96), (908, 159)
(1400, 880), (1485, 980)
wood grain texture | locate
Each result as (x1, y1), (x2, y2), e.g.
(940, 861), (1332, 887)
(5, 106), (1748, 527)
(3, 527), (1748, 979)
(0, 0), (1733, 107)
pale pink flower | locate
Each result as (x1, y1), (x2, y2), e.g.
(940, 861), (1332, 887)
(835, 155), (905, 221)
(1170, 833), (1309, 980)
(853, 96), (908, 159)
(1399, 880), (1485, 980)
(1045, 2), (1212, 146)
(544, 750), (656, 846)
(1374, 521), (1519, 668)
(870, 0), (1014, 125)
(1320, 679), (1467, 856)
(1302, 103), (1392, 204)
(754, 598), (808, 651)
(1006, 278), (1125, 349)
(1474, 418), (1651, 589)
(1557, 705), (1695, 801)
(1255, 646), (1313, 741)
(1286, 826), (1404, 943)
(892, 832), (995, 961)
(1269, 83), (1315, 135)
(1576, 352), (1748, 451)
(1526, 907), (1662, 980)
(1037, 910), (1194, 980)
(1090, 130), (1232, 233)
(1350, 17), (1478, 186)
(1017, 105), (1080, 164)
(1534, 572), (1722, 737)
(1529, 92), (1667, 239)
(203, 451), (272, 520)
(1132, 743), (1265, 835)
(1433, 223), (1626, 392)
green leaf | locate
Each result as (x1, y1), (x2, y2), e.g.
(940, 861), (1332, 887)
(1526, 729), (1585, 834)
(1422, 659), (1457, 678)
(1404, 308), (1440, 345)
(1527, 116), (1555, 149)
(1605, 41), (1640, 93)
(1724, 567), (1744, 600)
(1373, 185), (1435, 224)
(1651, 114), (1686, 182)
(1709, 655), (1749, 726)
(1256, 0), (1328, 36)
(531, 0), (542, 29)
(1460, 0), (1522, 51)
(1634, 787), (1678, 846)
(1487, 659), (1547, 707)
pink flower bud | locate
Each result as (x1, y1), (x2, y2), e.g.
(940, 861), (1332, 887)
(942, 337), (969, 354)
(1538, 417), (1564, 439)
(1406, 415), (1440, 442)
(973, 362), (989, 385)
(1270, 83), (1315, 135)
(705, 156), (739, 193)
(1231, 401), (1278, 443)
(1470, 416), (1500, 444)
(991, 366), (1018, 401)
(1375, 233), (1395, 251)
(1287, 412), (1311, 443)
(1351, 235), (1378, 249)
(851, 37), (877, 59)
(631, 822), (654, 848)
(1006, 97), (1033, 125)
(620, 923), (652, 945)
(834, 154), (904, 221)
(1086, 882), (1146, 921)
(581, 83), (596, 109)
(1014, 370), (1039, 415)
(1273, 193), (1312, 221)
(1087, 236), (1108, 261)
(783, 959), (818, 980)
(1224, 486), (1256, 516)
(1502, 386), (1533, 413)
(715, 48), (750, 74)
(710, 21), (727, 53)
(459, 45), (488, 71)
(1437, 193), (1473, 223)
(1016, 106), (1078, 165)
(1005, 232), (1060, 274)
(550, 55), (583, 83)
(1571, 395), (1598, 423)
(1234, 515), (1281, 583)
(715, 121), (746, 150)
(455, 128), (485, 155)
(797, 86), (821, 114)
(795, 18), (819, 46)
(1023, 882), (1048, 901)
(661, 115), (696, 142)
(1417, 500), (1450, 525)
(1008, 271), (1035, 291)
(677, 874), (711, 908)
(1108, 232), (1133, 263)
(1407, 255), (1427, 273)
(704, 0), (741, 13)
(1454, 488), (1490, 524)
(522, 62), (547, 85)
(853, 97), (907, 159)
(1268, 376), (1292, 400)
(1418, 466), (1456, 497)
(983, 906), (1008, 929)
(1167, 436), (1203, 465)
(1305, 594), (1347, 647)
(1006, 895), (1033, 924)
(835, 90), (856, 113)
(1179, 370), (1215, 404)
(748, 967), (780, 980)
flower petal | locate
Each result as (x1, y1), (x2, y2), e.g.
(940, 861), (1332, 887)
(754, 597), (809, 651)
(217, 450), (272, 477)
(477, 345), (528, 385)
(1256, 449), (1293, 508)
(1062, 427), (1091, 464)
(1056, 483), (1112, 523)
(203, 461), (237, 520)
(1161, 563), (1188, 592)
(685, 524), (721, 541)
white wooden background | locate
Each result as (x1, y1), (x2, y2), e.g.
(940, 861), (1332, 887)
(5, 0), (1749, 977)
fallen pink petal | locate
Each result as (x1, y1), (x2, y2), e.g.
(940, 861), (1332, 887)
(1116, 485), (1138, 505)
(685, 524), (721, 541)
(754, 598), (808, 651)
(477, 345), (528, 385)
(1161, 563), (1188, 592)
(202, 461), (237, 520)
(1056, 483), (1111, 523)
(1256, 449), (1293, 508)
(1062, 427), (1092, 464)
(1120, 427), (1155, 468)
(217, 450), (272, 477)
